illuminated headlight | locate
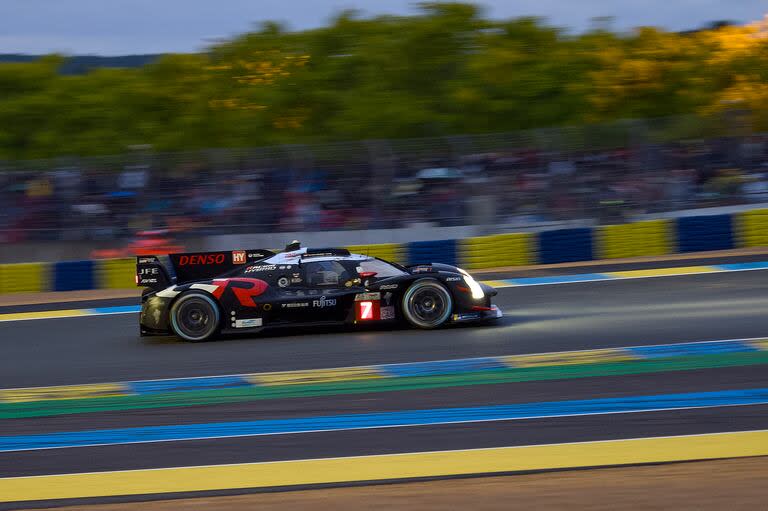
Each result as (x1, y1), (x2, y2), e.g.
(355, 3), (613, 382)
(458, 268), (485, 300)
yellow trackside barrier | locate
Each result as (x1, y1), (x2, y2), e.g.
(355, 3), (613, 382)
(345, 243), (406, 264)
(597, 219), (672, 259)
(460, 233), (534, 269)
(97, 258), (136, 289)
(0, 262), (48, 294)
(737, 209), (768, 248)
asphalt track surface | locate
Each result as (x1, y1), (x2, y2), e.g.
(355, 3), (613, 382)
(2, 268), (767, 387)
(1, 258), (767, 507)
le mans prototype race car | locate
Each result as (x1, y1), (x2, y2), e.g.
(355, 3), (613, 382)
(137, 242), (502, 341)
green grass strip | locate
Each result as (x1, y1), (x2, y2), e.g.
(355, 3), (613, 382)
(2, 351), (767, 419)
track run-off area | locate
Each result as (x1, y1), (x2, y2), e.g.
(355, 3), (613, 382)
(1, 255), (767, 508)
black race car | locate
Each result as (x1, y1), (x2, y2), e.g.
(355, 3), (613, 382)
(137, 242), (502, 341)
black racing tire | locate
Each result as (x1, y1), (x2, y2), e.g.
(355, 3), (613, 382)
(401, 279), (453, 329)
(169, 291), (221, 342)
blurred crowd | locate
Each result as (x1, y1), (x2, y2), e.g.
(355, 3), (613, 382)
(1, 134), (767, 244)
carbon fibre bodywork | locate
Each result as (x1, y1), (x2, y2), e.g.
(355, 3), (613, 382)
(138, 248), (500, 338)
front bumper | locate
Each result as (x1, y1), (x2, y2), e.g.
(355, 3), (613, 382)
(451, 304), (503, 323)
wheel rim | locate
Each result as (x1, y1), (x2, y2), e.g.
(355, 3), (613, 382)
(173, 297), (218, 340)
(408, 286), (449, 327)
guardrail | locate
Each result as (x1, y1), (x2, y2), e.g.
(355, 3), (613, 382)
(1, 209), (766, 294)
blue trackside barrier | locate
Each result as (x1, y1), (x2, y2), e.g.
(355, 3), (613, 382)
(2, 209), (767, 295)
(538, 228), (594, 264)
(677, 214), (734, 253)
(53, 260), (95, 291)
(407, 239), (458, 267)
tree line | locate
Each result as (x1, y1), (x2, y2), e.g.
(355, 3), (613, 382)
(0, 3), (766, 160)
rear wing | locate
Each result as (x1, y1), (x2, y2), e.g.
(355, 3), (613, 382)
(136, 255), (173, 289)
(136, 249), (275, 289)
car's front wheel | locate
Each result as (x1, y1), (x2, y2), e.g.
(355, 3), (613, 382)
(402, 279), (453, 329)
(169, 291), (221, 342)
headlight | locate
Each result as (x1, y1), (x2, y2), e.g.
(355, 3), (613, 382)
(458, 268), (485, 300)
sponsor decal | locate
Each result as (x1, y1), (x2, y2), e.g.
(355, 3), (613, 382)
(139, 267), (159, 276)
(291, 277), (303, 284)
(210, 278), (269, 307)
(383, 292), (393, 306)
(232, 250), (247, 264)
(446, 276), (461, 282)
(282, 302), (309, 308)
(412, 266), (433, 273)
(140, 278), (158, 284)
(379, 283), (399, 290)
(312, 296), (337, 308)
(277, 277), (290, 288)
(452, 312), (482, 322)
(381, 305), (395, 320)
(234, 318), (263, 328)
(138, 257), (156, 264)
(355, 292), (381, 301)
(245, 264), (277, 273)
(178, 254), (225, 265)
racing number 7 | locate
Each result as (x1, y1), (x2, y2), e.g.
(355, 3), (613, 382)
(360, 301), (373, 320)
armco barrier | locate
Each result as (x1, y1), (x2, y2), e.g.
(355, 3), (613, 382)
(677, 214), (734, 253)
(0, 263), (46, 294)
(97, 258), (136, 289)
(597, 219), (673, 259)
(738, 209), (768, 248)
(538, 228), (594, 264)
(345, 243), (404, 264)
(53, 260), (95, 291)
(407, 240), (458, 266)
(459, 233), (533, 270)
(0, 209), (766, 294)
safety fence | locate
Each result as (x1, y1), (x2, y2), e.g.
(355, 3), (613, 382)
(1, 209), (766, 294)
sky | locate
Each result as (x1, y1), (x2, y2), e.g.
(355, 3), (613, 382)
(0, 0), (765, 56)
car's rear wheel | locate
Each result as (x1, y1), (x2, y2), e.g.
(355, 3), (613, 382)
(402, 279), (452, 329)
(170, 291), (221, 342)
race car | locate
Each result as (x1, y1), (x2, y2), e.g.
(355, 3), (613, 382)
(137, 241), (502, 341)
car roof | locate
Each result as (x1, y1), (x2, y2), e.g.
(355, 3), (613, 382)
(263, 248), (370, 265)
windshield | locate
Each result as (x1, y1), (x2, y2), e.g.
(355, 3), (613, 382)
(358, 258), (408, 278)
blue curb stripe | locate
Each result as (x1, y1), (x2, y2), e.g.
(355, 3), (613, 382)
(716, 262), (768, 271)
(498, 274), (611, 286)
(126, 339), (759, 391)
(0, 339), (762, 403)
(626, 341), (758, 358)
(2, 388), (767, 452)
(88, 306), (141, 315)
(128, 376), (252, 395)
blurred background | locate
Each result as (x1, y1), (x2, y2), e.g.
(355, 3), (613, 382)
(1, 3), (767, 259)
